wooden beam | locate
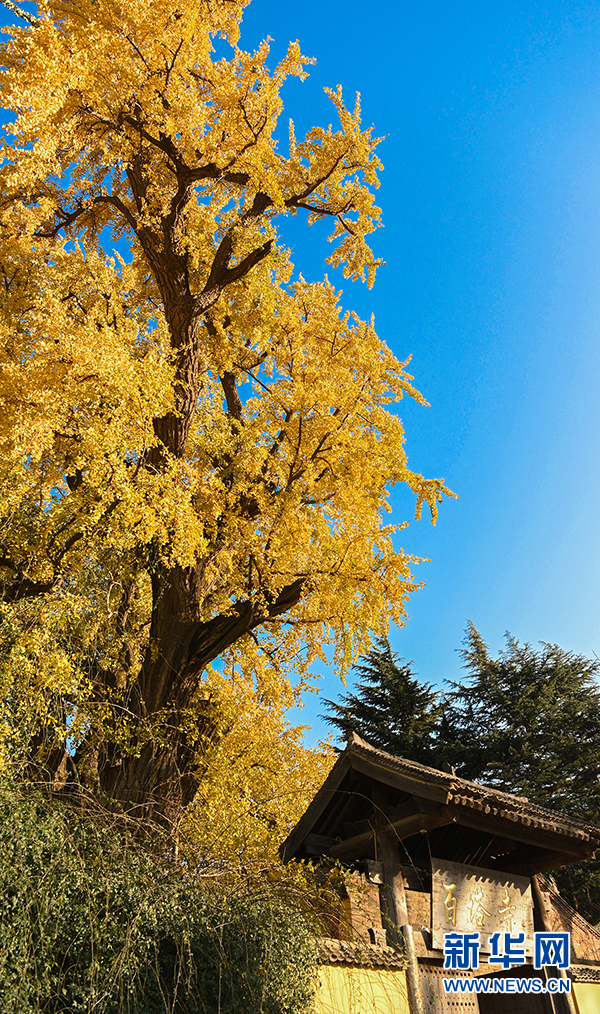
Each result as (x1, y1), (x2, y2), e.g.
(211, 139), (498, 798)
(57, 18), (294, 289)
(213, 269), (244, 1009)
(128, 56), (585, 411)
(392, 810), (455, 840)
(303, 834), (337, 857)
(503, 849), (592, 876)
(328, 807), (455, 861)
(350, 754), (451, 804)
(442, 802), (594, 856)
(328, 829), (375, 861)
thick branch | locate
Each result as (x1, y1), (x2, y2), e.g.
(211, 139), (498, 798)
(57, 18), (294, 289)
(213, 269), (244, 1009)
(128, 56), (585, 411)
(220, 371), (244, 421)
(1, 574), (58, 602)
(221, 238), (273, 287)
(196, 238), (272, 312)
(185, 578), (304, 678)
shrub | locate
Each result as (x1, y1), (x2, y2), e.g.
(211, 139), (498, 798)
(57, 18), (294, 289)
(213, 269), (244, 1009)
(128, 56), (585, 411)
(0, 785), (316, 1014)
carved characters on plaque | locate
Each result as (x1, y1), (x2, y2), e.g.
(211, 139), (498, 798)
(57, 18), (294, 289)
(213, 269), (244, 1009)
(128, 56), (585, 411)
(498, 887), (517, 931)
(443, 882), (457, 927)
(431, 859), (534, 953)
(466, 884), (492, 929)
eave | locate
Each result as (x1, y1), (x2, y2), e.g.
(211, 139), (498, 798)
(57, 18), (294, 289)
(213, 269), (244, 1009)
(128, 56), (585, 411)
(281, 733), (600, 875)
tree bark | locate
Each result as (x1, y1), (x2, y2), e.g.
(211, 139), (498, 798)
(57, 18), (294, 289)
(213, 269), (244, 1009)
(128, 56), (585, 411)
(93, 561), (304, 829)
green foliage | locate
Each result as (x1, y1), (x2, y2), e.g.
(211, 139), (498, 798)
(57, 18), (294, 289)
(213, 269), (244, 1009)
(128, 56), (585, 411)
(322, 635), (443, 765)
(0, 783), (317, 1014)
(324, 625), (600, 923)
(443, 622), (600, 923)
(442, 622), (600, 816)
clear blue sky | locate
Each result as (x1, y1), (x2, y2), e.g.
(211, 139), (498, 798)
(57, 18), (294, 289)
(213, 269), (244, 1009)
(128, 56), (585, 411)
(4, 0), (600, 740)
(237, 0), (600, 737)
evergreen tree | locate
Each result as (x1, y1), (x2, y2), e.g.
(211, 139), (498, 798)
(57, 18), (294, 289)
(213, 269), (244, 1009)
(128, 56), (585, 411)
(444, 622), (600, 923)
(322, 636), (443, 766)
(323, 625), (600, 922)
(444, 622), (600, 821)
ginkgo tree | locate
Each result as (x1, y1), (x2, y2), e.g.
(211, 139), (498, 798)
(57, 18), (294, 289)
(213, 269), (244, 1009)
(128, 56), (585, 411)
(0, 0), (452, 829)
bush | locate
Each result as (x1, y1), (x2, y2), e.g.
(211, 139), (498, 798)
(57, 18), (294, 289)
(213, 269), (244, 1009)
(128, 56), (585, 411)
(0, 785), (316, 1014)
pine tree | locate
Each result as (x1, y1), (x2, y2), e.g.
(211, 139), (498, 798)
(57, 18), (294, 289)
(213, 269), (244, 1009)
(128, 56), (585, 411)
(322, 636), (443, 766)
(444, 622), (600, 821)
(444, 623), (600, 923)
(323, 625), (600, 922)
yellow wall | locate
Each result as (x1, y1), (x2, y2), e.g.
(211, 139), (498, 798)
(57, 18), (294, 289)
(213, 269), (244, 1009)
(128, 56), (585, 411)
(574, 983), (600, 1014)
(314, 965), (410, 1014)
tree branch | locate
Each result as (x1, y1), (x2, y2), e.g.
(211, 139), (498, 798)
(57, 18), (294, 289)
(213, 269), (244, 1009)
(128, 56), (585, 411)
(185, 578), (305, 678)
(220, 371), (244, 422)
(197, 238), (272, 311)
(0, 0), (40, 26)
(1, 571), (61, 603)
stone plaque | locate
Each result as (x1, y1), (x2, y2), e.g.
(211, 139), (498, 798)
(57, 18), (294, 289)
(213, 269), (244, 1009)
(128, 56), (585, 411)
(431, 858), (534, 953)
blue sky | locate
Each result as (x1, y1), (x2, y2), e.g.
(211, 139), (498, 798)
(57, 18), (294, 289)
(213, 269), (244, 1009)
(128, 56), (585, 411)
(236, 0), (600, 736)
(4, 0), (600, 740)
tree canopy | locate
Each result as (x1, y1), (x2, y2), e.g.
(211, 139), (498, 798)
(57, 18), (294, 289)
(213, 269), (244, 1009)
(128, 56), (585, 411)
(0, 0), (452, 828)
(322, 635), (443, 765)
(180, 659), (335, 876)
(442, 622), (600, 819)
(446, 623), (600, 922)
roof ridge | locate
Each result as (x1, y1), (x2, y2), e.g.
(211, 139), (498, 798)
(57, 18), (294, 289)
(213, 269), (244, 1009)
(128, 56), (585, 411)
(347, 732), (600, 838)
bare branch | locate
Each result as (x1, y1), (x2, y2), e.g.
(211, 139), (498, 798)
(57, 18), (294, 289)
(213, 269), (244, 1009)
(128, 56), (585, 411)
(0, 0), (40, 26)
(219, 371), (244, 422)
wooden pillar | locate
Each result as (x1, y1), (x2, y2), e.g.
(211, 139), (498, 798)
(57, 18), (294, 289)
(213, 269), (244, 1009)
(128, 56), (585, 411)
(531, 874), (576, 1014)
(375, 822), (425, 1014)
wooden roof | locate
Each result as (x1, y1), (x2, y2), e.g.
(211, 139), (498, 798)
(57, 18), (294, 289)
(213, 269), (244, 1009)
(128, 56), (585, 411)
(281, 733), (600, 876)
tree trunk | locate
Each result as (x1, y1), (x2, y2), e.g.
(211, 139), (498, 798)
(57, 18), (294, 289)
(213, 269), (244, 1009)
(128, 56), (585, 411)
(24, 203), (288, 830)
(91, 562), (304, 829)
